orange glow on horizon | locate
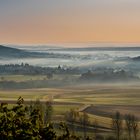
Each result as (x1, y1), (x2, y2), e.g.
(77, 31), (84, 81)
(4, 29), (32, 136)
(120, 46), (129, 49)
(1, 0), (140, 45)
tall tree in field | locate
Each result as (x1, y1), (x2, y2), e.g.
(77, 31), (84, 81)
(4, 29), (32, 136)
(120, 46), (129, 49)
(79, 112), (89, 139)
(93, 120), (99, 140)
(125, 114), (133, 140)
(112, 111), (123, 140)
(131, 115), (139, 140)
(65, 109), (79, 135)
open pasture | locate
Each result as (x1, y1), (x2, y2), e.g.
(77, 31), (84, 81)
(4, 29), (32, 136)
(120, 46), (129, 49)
(0, 74), (79, 82)
(84, 105), (140, 120)
(0, 84), (139, 129)
(53, 84), (140, 105)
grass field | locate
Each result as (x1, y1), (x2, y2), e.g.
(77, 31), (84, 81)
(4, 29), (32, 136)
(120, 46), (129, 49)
(0, 79), (140, 131)
(0, 74), (79, 82)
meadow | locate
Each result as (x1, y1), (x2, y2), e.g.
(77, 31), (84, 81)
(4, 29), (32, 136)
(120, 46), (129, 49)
(0, 75), (140, 132)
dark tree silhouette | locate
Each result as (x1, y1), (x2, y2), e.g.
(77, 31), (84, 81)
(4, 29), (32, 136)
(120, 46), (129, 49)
(112, 111), (123, 140)
(79, 112), (89, 140)
(131, 115), (139, 140)
(125, 114), (133, 140)
(65, 109), (79, 135)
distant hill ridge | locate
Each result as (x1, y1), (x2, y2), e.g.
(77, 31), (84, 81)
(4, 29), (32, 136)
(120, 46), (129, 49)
(133, 56), (140, 61)
(0, 45), (70, 59)
(1, 45), (140, 59)
(54, 47), (140, 51)
(0, 45), (28, 58)
(0, 45), (22, 51)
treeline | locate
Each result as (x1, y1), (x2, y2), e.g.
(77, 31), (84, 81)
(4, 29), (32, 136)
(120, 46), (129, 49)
(65, 109), (140, 140)
(0, 64), (80, 75)
(0, 98), (139, 140)
(80, 69), (139, 82)
(112, 112), (139, 140)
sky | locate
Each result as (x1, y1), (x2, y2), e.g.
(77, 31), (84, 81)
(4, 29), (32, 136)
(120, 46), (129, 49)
(0, 0), (140, 45)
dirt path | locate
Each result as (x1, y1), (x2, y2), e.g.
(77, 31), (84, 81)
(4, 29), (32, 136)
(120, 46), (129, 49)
(78, 104), (91, 112)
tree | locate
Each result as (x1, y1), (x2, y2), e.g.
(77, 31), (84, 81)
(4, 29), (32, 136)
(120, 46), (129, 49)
(44, 101), (53, 124)
(131, 115), (139, 140)
(93, 120), (99, 140)
(47, 73), (53, 79)
(125, 114), (133, 140)
(0, 97), (82, 140)
(33, 99), (44, 126)
(39, 123), (56, 140)
(112, 111), (123, 140)
(57, 122), (80, 140)
(65, 109), (79, 135)
(0, 102), (11, 139)
(0, 97), (40, 140)
(79, 112), (89, 139)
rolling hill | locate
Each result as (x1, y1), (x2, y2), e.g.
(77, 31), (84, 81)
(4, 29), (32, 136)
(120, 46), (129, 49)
(0, 45), (30, 58)
(0, 45), (71, 59)
(0, 45), (50, 58)
(133, 56), (140, 61)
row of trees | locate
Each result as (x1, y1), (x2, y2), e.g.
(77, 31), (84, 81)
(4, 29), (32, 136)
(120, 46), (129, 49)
(65, 109), (90, 139)
(65, 109), (140, 140)
(80, 70), (138, 82)
(112, 112), (139, 140)
(0, 64), (80, 75)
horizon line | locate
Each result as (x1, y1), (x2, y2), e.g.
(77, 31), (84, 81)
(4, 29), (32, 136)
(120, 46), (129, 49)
(1, 42), (140, 48)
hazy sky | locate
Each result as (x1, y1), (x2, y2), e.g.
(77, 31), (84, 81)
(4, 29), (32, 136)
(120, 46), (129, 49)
(0, 0), (140, 45)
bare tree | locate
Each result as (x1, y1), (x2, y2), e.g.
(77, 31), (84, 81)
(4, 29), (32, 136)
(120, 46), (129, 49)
(65, 109), (79, 135)
(93, 120), (99, 140)
(79, 112), (89, 139)
(125, 114), (133, 140)
(131, 115), (139, 140)
(112, 111), (123, 140)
